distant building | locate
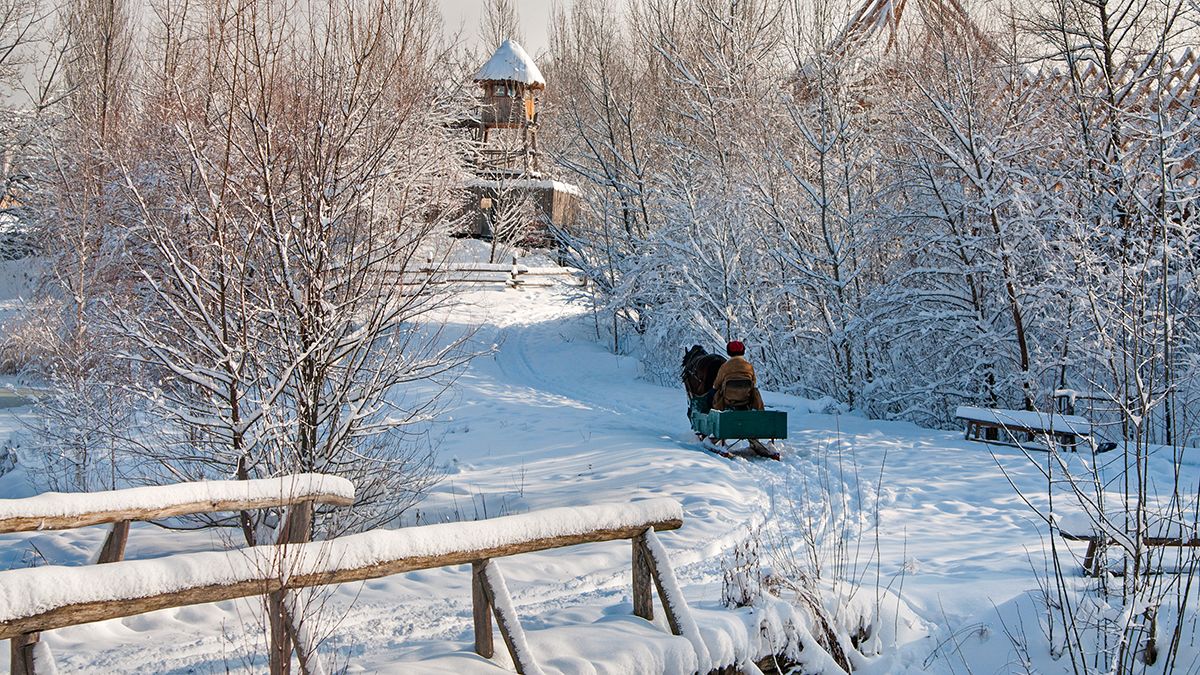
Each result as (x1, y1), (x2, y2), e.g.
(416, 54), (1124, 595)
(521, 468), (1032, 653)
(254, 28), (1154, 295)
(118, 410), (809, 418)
(460, 40), (579, 243)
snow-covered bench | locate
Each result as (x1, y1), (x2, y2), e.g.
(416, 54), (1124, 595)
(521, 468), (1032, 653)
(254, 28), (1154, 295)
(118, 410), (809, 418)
(1056, 512), (1200, 577)
(0, 499), (702, 675)
(0, 474), (355, 675)
(955, 405), (1114, 452)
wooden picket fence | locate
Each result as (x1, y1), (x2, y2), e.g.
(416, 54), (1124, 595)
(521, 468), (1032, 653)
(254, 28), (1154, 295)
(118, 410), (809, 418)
(0, 481), (701, 674)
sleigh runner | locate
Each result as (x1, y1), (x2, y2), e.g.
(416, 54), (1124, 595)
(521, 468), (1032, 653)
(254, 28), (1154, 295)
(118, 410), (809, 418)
(687, 400), (787, 459)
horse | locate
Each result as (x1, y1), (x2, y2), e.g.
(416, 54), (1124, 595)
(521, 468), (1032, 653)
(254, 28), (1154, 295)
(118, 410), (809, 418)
(681, 344), (726, 409)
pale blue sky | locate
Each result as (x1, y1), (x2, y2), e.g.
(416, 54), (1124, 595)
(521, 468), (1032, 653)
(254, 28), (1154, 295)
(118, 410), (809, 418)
(438, 0), (561, 57)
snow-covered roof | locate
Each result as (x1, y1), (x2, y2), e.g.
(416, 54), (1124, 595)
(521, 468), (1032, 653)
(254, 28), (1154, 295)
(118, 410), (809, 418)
(474, 39), (545, 89)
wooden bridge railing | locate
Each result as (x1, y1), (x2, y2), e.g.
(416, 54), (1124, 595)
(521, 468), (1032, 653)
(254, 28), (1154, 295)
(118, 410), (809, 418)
(0, 474), (356, 675)
(1, 499), (688, 674)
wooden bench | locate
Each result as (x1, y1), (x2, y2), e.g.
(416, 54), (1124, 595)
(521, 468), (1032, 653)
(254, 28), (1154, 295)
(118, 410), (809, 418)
(0, 474), (355, 675)
(1, 499), (694, 675)
(1061, 530), (1200, 577)
(955, 405), (1114, 452)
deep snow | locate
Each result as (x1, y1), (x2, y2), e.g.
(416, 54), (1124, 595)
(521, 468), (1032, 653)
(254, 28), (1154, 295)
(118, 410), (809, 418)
(0, 248), (1196, 673)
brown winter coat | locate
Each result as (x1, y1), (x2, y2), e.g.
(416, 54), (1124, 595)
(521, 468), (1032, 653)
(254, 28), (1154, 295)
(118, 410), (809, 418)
(712, 355), (765, 411)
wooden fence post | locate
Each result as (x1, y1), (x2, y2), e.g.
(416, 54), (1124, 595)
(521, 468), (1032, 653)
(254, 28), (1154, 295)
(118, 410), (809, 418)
(97, 520), (130, 564)
(634, 531), (687, 637)
(10, 632), (37, 675)
(476, 560), (542, 675)
(269, 500), (315, 675)
(472, 560), (494, 658)
(632, 532), (654, 621)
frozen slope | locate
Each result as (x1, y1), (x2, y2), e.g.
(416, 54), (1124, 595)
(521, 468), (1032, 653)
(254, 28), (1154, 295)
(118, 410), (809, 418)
(2, 274), (1192, 673)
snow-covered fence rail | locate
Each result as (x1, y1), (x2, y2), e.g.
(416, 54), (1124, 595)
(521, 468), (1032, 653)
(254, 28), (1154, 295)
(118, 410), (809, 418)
(0, 474), (355, 534)
(411, 255), (584, 288)
(1, 474), (355, 675)
(0, 499), (688, 675)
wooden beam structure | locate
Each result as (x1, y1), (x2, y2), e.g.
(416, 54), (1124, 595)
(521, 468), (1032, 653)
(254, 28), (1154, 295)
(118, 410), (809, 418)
(0, 512), (682, 640)
(95, 521), (130, 565)
(9, 633), (36, 675)
(633, 531), (690, 639)
(1063, 531), (1200, 577)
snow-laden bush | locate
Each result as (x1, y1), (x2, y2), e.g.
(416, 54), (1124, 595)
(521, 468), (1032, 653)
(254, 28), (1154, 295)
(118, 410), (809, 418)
(717, 433), (930, 673)
(544, 0), (1200, 438)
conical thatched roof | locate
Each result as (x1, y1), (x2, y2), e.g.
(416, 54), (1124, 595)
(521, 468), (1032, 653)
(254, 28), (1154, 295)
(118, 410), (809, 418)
(474, 39), (545, 89)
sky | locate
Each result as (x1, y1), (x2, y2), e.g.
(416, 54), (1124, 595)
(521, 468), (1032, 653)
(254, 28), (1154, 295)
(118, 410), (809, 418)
(438, 0), (561, 58)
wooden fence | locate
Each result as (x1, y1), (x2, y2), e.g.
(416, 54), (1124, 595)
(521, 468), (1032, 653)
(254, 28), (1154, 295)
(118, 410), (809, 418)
(416, 255), (584, 288)
(0, 474), (355, 675)
(1, 494), (693, 674)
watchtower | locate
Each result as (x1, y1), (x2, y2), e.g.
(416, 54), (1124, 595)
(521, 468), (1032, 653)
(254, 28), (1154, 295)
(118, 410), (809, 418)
(461, 40), (578, 243)
(473, 39), (545, 176)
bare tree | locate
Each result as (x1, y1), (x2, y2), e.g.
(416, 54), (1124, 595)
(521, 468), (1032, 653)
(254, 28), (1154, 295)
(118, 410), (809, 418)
(481, 0), (523, 48)
(24, 0), (474, 670)
(19, 0), (139, 492)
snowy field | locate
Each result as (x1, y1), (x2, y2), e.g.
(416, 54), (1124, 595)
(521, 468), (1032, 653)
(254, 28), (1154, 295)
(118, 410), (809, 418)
(0, 252), (1196, 673)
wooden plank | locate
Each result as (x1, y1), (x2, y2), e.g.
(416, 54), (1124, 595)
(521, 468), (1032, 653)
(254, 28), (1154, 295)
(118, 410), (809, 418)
(632, 533), (654, 621)
(0, 490), (352, 535)
(472, 561), (494, 658)
(1143, 537), (1200, 547)
(0, 519), (683, 639)
(417, 265), (529, 274)
(1065, 533), (1200, 577)
(479, 560), (541, 675)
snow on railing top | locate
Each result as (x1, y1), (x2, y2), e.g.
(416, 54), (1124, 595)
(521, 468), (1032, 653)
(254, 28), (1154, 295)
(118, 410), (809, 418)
(0, 498), (683, 636)
(954, 405), (1090, 432)
(0, 474), (356, 533)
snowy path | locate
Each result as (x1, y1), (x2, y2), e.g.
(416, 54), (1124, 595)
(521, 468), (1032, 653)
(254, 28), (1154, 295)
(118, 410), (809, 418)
(0, 273), (1185, 673)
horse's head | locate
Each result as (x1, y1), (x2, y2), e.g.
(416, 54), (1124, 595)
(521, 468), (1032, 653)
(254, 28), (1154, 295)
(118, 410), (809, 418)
(682, 344), (704, 369)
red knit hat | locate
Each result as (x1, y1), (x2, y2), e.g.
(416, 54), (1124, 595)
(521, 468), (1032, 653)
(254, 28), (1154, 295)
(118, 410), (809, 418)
(726, 340), (745, 356)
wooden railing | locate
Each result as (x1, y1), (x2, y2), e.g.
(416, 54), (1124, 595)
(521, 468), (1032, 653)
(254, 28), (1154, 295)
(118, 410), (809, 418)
(1062, 530), (1200, 577)
(415, 255), (584, 288)
(0, 474), (355, 675)
(1, 498), (689, 674)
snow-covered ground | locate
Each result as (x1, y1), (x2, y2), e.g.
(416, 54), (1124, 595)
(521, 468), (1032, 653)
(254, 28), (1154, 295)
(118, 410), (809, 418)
(0, 247), (1196, 673)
